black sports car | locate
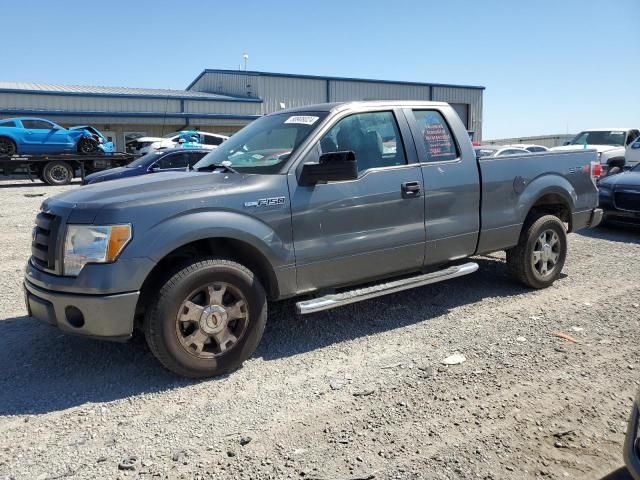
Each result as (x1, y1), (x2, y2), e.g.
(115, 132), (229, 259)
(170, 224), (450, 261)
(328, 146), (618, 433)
(598, 163), (640, 226)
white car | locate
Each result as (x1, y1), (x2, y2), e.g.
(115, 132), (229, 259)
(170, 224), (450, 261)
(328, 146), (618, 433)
(550, 128), (640, 170)
(474, 145), (530, 158)
(625, 136), (640, 169)
(129, 131), (229, 155)
(504, 144), (549, 153)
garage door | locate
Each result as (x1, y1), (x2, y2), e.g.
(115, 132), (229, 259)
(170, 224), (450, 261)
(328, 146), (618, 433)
(450, 103), (469, 129)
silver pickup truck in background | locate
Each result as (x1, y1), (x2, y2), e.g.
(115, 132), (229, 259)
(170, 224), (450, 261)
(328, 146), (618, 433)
(24, 101), (603, 378)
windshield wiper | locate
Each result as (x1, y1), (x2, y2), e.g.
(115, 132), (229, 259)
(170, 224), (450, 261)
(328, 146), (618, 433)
(192, 161), (238, 174)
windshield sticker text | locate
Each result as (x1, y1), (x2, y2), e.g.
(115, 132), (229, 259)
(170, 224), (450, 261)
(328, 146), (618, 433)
(284, 116), (319, 125)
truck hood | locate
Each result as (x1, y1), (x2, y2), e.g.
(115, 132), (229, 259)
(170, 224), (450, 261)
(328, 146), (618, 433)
(551, 144), (624, 154)
(44, 170), (251, 221)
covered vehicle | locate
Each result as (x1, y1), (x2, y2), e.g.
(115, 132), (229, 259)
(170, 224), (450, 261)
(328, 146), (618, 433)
(83, 148), (209, 185)
(0, 117), (104, 156)
(551, 128), (640, 171)
(598, 162), (640, 225)
(69, 126), (114, 153)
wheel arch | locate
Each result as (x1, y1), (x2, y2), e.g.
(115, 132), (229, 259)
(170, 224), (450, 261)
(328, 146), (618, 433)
(517, 175), (576, 232)
(131, 211), (294, 323)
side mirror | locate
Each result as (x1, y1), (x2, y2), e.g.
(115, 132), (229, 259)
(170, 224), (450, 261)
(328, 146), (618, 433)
(563, 141), (571, 146)
(299, 150), (358, 186)
(178, 138), (186, 144)
(632, 143), (640, 149)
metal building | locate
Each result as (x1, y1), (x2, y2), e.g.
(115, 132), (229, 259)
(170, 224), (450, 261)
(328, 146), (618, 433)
(484, 133), (575, 148)
(0, 70), (484, 151)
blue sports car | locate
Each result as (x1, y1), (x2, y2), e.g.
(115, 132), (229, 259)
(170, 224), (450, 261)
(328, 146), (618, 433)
(0, 117), (112, 156)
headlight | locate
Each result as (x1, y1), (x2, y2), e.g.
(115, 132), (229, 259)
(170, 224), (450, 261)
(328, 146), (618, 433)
(63, 225), (132, 276)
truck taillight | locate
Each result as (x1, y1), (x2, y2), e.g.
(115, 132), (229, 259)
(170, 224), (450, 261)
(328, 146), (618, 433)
(583, 161), (602, 179)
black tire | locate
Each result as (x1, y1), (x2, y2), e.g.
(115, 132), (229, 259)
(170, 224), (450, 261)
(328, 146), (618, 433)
(77, 137), (98, 154)
(506, 214), (567, 289)
(144, 258), (267, 378)
(0, 137), (16, 156)
(42, 161), (73, 185)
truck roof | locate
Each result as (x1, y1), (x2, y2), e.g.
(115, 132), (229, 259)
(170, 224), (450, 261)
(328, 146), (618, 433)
(275, 100), (451, 115)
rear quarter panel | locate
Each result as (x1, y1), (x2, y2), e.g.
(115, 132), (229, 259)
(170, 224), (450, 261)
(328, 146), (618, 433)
(477, 150), (598, 253)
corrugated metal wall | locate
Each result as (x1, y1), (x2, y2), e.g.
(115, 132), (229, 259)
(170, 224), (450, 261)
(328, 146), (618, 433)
(328, 81), (431, 102)
(432, 86), (483, 140)
(0, 93), (181, 113)
(484, 134), (574, 148)
(0, 92), (260, 117)
(192, 72), (484, 140)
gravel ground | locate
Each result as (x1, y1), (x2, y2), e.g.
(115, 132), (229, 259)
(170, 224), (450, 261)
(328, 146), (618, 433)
(0, 179), (638, 480)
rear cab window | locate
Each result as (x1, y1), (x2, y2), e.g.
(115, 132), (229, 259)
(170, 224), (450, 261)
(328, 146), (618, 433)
(409, 110), (459, 162)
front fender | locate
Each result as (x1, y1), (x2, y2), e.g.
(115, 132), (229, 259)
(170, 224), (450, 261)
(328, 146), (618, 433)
(516, 173), (577, 224)
(131, 210), (294, 270)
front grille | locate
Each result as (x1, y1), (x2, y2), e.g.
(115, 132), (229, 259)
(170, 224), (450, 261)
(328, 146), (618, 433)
(31, 212), (60, 271)
(615, 189), (640, 212)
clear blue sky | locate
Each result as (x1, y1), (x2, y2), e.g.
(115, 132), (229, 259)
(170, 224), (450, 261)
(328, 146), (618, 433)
(3, 0), (639, 139)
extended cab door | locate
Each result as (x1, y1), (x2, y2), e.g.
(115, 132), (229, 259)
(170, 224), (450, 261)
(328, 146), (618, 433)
(403, 107), (481, 266)
(288, 109), (426, 292)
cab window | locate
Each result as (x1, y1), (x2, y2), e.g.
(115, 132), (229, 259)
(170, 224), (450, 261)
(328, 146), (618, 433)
(0, 120), (16, 128)
(319, 111), (406, 173)
(410, 110), (458, 162)
(155, 152), (190, 170)
(22, 119), (54, 130)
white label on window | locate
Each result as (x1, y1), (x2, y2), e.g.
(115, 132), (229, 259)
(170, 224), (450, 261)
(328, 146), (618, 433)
(284, 116), (319, 125)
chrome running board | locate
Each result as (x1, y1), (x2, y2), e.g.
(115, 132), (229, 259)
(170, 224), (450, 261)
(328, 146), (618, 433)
(295, 262), (479, 315)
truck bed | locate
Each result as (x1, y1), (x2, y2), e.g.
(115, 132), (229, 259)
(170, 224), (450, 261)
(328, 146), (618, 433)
(476, 149), (599, 254)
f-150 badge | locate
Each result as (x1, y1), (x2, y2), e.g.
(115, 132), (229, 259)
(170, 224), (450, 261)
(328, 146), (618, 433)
(244, 197), (286, 208)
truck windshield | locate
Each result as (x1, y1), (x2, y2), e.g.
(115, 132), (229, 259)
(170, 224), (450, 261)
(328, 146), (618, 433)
(569, 130), (625, 146)
(194, 112), (327, 173)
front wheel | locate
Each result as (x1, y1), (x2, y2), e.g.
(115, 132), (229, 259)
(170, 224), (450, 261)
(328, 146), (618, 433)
(506, 214), (567, 289)
(77, 137), (98, 154)
(144, 258), (267, 378)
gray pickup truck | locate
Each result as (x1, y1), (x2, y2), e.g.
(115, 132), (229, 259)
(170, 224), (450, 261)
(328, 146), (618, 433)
(24, 101), (603, 378)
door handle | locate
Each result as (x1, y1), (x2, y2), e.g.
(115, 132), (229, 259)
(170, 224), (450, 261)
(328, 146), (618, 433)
(401, 181), (421, 197)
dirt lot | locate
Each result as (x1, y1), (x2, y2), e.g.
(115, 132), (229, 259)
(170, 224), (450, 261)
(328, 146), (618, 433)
(0, 179), (638, 480)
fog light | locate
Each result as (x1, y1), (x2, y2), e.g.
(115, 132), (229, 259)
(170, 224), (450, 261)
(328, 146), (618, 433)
(65, 306), (85, 328)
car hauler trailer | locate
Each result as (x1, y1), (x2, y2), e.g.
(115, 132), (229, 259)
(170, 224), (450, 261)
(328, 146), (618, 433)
(0, 152), (136, 185)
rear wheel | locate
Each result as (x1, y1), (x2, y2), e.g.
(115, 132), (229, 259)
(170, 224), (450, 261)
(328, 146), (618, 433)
(42, 161), (73, 185)
(506, 214), (567, 289)
(144, 258), (267, 378)
(0, 137), (16, 156)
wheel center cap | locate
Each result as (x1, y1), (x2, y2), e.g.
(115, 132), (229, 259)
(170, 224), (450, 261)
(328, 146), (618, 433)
(542, 244), (552, 262)
(200, 305), (228, 334)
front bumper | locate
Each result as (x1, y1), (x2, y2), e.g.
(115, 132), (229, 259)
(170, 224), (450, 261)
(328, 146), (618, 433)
(625, 401), (640, 479)
(24, 279), (138, 341)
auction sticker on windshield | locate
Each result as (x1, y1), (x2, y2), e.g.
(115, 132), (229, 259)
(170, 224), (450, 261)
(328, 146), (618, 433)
(284, 116), (319, 125)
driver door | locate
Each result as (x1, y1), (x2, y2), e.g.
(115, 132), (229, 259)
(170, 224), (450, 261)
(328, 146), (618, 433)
(288, 109), (426, 292)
